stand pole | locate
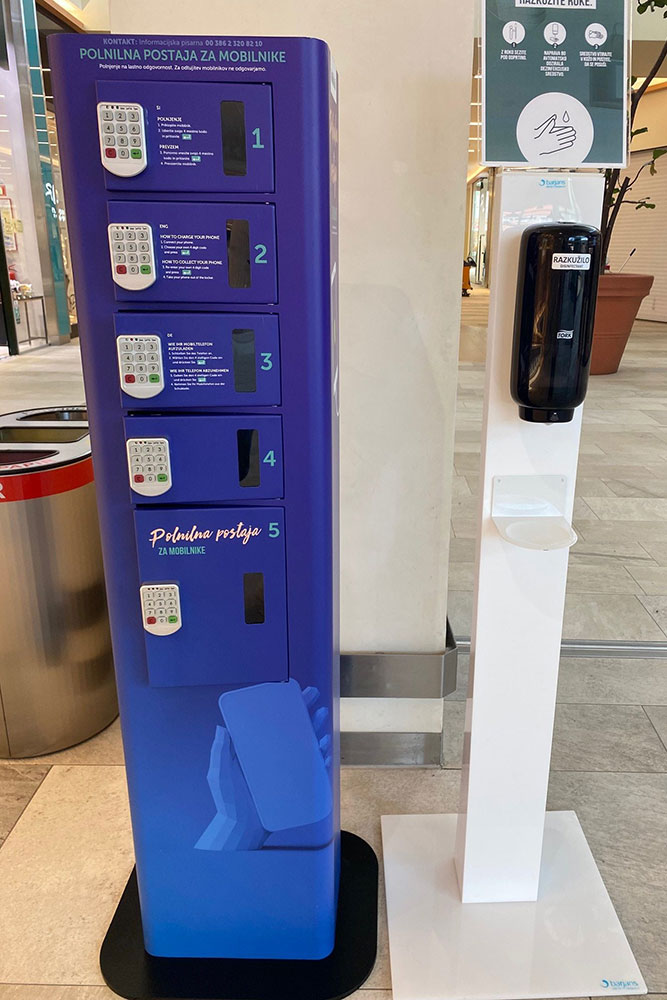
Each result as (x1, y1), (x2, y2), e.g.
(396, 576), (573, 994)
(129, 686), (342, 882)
(381, 171), (646, 1000)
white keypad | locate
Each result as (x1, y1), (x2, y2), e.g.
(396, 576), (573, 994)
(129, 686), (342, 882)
(140, 583), (182, 636)
(108, 224), (156, 291)
(117, 335), (164, 399)
(98, 102), (147, 177)
(126, 437), (172, 497)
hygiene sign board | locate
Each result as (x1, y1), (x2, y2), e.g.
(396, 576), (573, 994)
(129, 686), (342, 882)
(482, 0), (628, 167)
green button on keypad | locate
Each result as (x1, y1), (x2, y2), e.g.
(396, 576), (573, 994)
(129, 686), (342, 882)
(149, 374), (160, 383)
(168, 615), (178, 624)
(157, 473), (168, 482)
(131, 148), (142, 159)
(140, 265), (152, 274)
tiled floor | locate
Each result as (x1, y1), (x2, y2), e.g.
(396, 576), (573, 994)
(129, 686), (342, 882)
(452, 289), (667, 643)
(1, 691), (666, 998)
(2, 333), (667, 999)
(0, 340), (85, 411)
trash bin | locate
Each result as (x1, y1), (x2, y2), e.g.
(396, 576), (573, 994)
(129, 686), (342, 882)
(0, 405), (117, 757)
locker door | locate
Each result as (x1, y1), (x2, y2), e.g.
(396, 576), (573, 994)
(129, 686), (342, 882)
(134, 506), (288, 687)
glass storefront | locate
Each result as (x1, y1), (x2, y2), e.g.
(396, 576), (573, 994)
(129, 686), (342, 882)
(0, 0), (72, 357)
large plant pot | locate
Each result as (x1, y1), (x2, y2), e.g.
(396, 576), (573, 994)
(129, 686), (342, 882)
(590, 272), (654, 375)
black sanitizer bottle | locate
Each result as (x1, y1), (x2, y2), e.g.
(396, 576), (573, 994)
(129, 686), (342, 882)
(511, 222), (602, 423)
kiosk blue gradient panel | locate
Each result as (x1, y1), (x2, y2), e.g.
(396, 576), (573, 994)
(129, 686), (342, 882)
(49, 34), (339, 960)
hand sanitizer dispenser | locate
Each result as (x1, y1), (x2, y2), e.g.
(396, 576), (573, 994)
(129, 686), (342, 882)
(511, 222), (601, 423)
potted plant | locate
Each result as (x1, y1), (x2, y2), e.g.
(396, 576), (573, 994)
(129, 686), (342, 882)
(592, 2), (667, 375)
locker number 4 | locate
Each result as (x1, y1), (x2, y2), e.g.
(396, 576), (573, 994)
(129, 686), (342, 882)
(263, 450), (276, 467)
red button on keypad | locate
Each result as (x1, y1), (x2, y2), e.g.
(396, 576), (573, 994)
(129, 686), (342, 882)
(134, 474), (144, 483)
(125, 374), (136, 383)
(105, 148), (117, 158)
(146, 616), (156, 625)
(116, 264), (127, 274)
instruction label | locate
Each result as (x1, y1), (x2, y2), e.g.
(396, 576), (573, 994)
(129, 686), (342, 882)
(483, 0), (627, 167)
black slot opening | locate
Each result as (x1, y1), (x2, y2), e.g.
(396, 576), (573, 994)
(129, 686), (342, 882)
(237, 428), (260, 487)
(226, 219), (251, 289)
(0, 448), (57, 467)
(0, 427), (87, 443)
(232, 329), (257, 393)
(220, 101), (247, 177)
(243, 572), (265, 624)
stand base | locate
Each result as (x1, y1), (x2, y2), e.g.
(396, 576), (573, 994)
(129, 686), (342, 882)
(100, 831), (378, 1000)
(381, 811), (646, 1000)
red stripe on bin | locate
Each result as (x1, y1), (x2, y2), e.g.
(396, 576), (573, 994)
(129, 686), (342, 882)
(0, 457), (94, 503)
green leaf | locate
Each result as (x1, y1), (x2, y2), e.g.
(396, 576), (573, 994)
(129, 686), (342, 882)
(632, 127), (649, 137)
(635, 201), (655, 209)
(653, 147), (667, 159)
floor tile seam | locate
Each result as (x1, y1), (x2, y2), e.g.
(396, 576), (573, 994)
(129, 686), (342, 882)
(554, 701), (667, 708)
(11, 762), (125, 768)
(0, 765), (52, 849)
(642, 705), (667, 754)
(0, 982), (107, 989)
(547, 767), (667, 775)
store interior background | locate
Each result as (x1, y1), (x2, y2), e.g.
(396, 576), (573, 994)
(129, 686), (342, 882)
(0, 0), (666, 998)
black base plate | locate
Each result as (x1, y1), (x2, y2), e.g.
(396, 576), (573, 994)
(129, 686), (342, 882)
(100, 831), (379, 1000)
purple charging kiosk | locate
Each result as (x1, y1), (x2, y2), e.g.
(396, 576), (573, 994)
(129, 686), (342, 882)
(48, 33), (377, 1000)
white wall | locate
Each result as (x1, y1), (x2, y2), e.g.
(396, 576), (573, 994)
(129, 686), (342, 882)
(609, 148), (667, 322)
(631, 87), (667, 152)
(109, 0), (474, 654)
(71, 0), (110, 30)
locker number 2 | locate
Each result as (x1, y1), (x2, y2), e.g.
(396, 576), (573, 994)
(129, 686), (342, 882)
(254, 244), (268, 265)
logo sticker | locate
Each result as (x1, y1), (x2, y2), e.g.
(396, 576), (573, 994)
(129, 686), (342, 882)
(552, 252), (591, 270)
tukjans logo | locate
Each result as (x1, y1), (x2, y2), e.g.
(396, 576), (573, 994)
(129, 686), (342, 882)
(600, 978), (640, 990)
(540, 178), (567, 188)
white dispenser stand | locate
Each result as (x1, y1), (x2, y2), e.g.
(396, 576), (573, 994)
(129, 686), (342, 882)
(381, 171), (646, 1000)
